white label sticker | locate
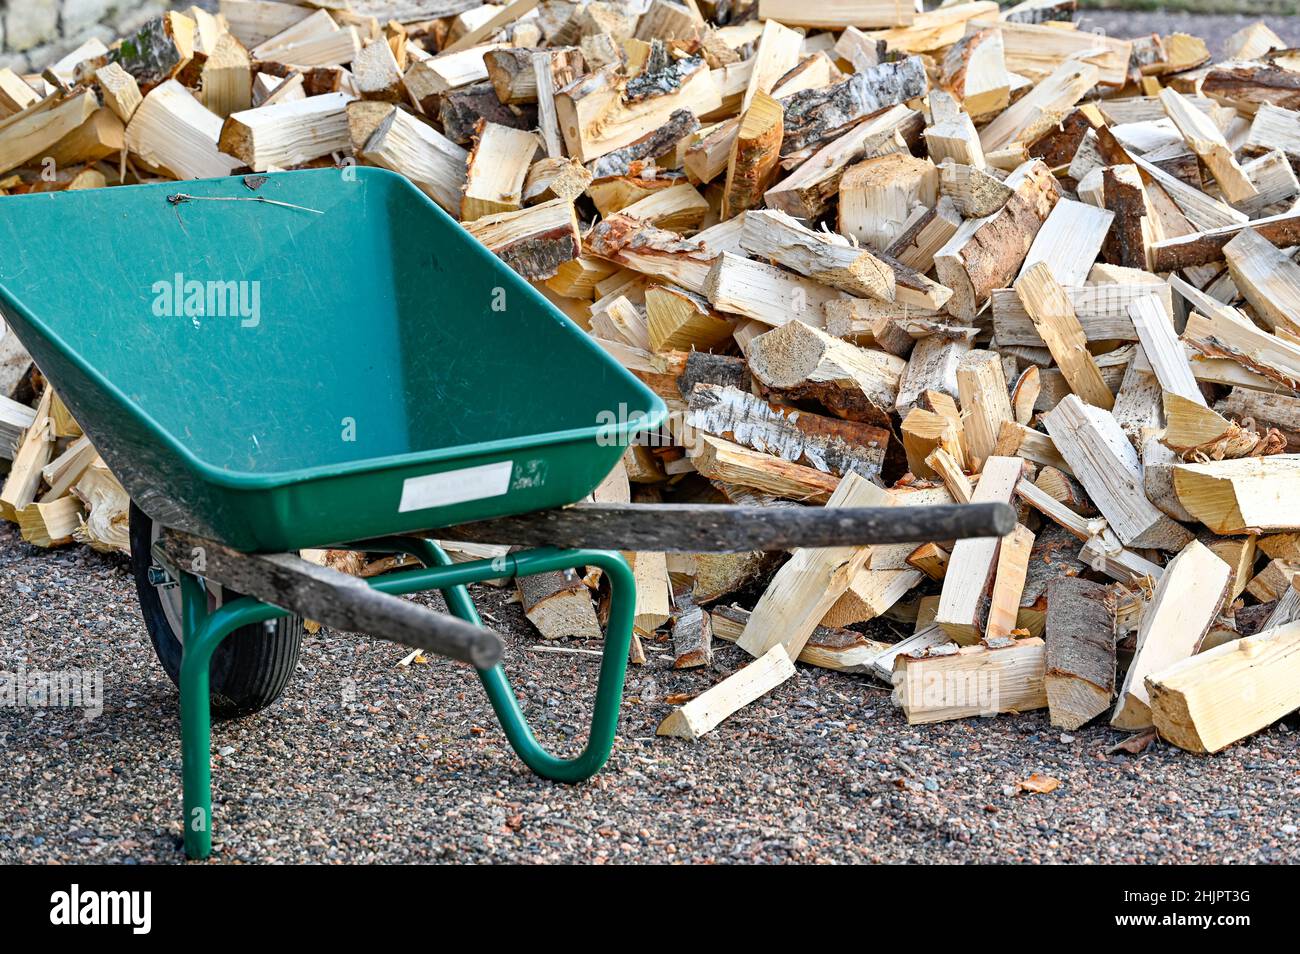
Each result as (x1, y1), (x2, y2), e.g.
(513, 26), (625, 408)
(398, 461), (513, 513)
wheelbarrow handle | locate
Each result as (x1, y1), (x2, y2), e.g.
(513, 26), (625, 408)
(155, 530), (503, 668)
(438, 502), (1017, 553)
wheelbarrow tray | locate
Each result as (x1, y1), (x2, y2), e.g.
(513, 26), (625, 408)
(0, 168), (665, 551)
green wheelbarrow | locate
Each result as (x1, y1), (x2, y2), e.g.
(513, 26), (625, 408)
(0, 168), (1013, 859)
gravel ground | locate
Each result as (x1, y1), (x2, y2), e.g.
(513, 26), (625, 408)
(4, 6), (1300, 867)
(1078, 11), (1300, 50)
(1, 521), (1298, 864)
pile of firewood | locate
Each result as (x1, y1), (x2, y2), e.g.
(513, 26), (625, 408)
(3, 1), (1300, 756)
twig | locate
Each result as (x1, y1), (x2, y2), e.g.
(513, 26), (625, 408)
(166, 193), (324, 214)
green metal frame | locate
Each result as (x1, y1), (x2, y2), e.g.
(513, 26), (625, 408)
(177, 541), (635, 860)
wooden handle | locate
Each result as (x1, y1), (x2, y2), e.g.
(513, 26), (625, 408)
(156, 531), (503, 668)
(438, 502), (1018, 552)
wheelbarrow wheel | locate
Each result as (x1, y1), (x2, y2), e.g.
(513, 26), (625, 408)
(128, 504), (302, 717)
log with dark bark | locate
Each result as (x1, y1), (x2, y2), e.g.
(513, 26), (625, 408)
(1044, 577), (1116, 730)
(780, 56), (928, 154)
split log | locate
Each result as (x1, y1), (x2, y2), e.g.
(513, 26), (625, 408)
(221, 0), (316, 49)
(656, 644), (795, 740)
(0, 69), (40, 118)
(736, 472), (890, 660)
(978, 17), (1130, 88)
(840, 152), (939, 251)
(747, 320), (906, 425)
(1173, 455), (1300, 535)
(0, 396), (35, 459)
(955, 349), (1012, 468)
(1112, 539), (1230, 730)
(1182, 307), (1300, 391)
(587, 215), (717, 294)
(1079, 534), (1164, 587)
(895, 336), (969, 415)
(901, 408), (961, 478)
(722, 92), (783, 218)
(43, 107), (124, 167)
(1149, 209), (1300, 272)
(940, 27), (1010, 122)
(352, 35), (404, 102)
(710, 604), (891, 675)
(524, 156), (592, 205)
(934, 159), (1061, 321)
(935, 455), (1024, 644)
(1238, 149), (1300, 218)
(1043, 577), (1116, 730)
(95, 63), (143, 123)
(589, 107), (697, 178)
(1042, 394), (1193, 550)
(517, 566), (601, 639)
(991, 281), (1169, 347)
(821, 567), (924, 627)
(1201, 62), (1300, 112)
(979, 59), (1098, 153)
(360, 105), (468, 214)
(755, 0), (916, 28)
(461, 121), (540, 220)
(1159, 87), (1256, 203)
(629, 550), (672, 637)
(462, 198), (579, 280)
(0, 390), (54, 521)
(556, 61), (721, 162)
(39, 435), (94, 502)
(1244, 103), (1300, 168)
(219, 92), (351, 171)
(1222, 228), (1300, 339)
(111, 11), (196, 87)
(17, 496), (84, 548)
(893, 636), (1047, 725)
(1147, 620), (1300, 753)
(686, 383), (888, 480)
(1128, 294), (1202, 405)
(926, 447), (973, 503)
(985, 523), (1035, 639)
(644, 285), (734, 351)
(672, 604), (713, 669)
(763, 103), (921, 220)
(703, 253), (846, 328)
(0, 90), (99, 176)
(200, 33), (253, 119)
(885, 196), (962, 272)
(688, 434), (840, 502)
(741, 18), (803, 113)
(780, 56), (928, 154)
(925, 96), (985, 168)
(1019, 198), (1113, 287)
(1013, 262), (1114, 409)
(436, 82), (537, 144)
(940, 160), (1011, 217)
(907, 542), (950, 581)
(740, 209), (896, 301)
(1246, 559), (1299, 603)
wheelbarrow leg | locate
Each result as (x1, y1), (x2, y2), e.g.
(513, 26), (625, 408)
(176, 573), (276, 860)
(393, 539), (635, 781)
(478, 550), (635, 783)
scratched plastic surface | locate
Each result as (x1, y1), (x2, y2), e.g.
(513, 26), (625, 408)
(0, 168), (664, 551)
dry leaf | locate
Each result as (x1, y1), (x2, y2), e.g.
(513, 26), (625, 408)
(1107, 728), (1157, 755)
(1017, 773), (1060, 794)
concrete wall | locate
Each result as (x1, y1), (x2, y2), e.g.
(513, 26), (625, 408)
(0, 0), (173, 72)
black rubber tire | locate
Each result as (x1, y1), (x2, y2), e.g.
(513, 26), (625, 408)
(129, 503), (303, 717)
